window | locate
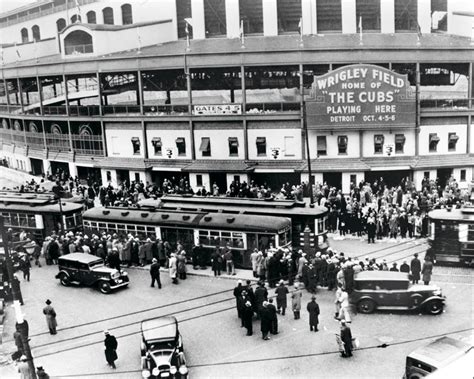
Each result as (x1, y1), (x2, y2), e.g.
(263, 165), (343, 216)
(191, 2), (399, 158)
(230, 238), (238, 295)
(374, 135), (384, 154)
(176, 137), (186, 156)
(317, 136), (327, 156)
(356, 0), (380, 31)
(240, 0), (263, 34)
(103, 7), (114, 25)
(394, 0), (417, 31)
(32, 25), (41, 41)
(424, 171), (430, 179)
(121, 4), (133, 25)
(228, 137), (239, 156)
(152, 137), (162, 156)
(196, 174), (203, 187)
(71, 14), (82, 23)
(395, 134), (405, 153)
(256, 137), (266, 156)
(106, 171), (111, 182)
(200, 137), (211, 157)
(448, 133), (458, 151)
(337, 135), (348, 155)
(277, 0), (302, 33)
(131, 137), (140, 155)
(429, 133), (439, 152)
(284, 136), (295, 157)
(21, 28), (29, 43)
(460, 169), (466, 182)
(87, 11), (96, 24)
(204, 0), (226, 36)
(317, 0), (342, 32)
(111, 136), (119, 154)
(350, 174), (357, 185)
(56, 18), (66, 32)
(431, 0), (447, 33)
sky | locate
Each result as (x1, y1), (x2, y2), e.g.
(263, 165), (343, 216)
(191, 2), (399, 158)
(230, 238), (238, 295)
(0, 0), (39, 15)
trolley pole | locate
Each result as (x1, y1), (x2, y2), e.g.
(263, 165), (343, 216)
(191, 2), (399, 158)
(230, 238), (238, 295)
(0, 216), (37, 379)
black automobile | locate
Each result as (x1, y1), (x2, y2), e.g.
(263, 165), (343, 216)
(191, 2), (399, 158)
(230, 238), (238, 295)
(141, 316), (188, 379)
(350, 271), (445, 315)
(55, 253), (129, 294)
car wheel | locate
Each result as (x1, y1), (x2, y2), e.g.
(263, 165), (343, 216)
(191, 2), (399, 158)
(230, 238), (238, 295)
(425, 300), (443, 315)
(357, 299), (376, 314)
(98, 281), (111, 294)
(59, 273), (70, 287)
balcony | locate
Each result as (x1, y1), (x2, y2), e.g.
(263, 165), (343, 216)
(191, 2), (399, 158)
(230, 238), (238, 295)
(11, 130), (26, 146)
(102, 105), (141, 116)
(69, 105), (101, 117)
(25, 131), (46, 149)
(71, 134), (104, 156)
(45, 133), (70, 151)
(65, 44), (94, 56)
(420, 98), (471, 110)
(246, 102), (300, 114)
(144, 104), (190, 116)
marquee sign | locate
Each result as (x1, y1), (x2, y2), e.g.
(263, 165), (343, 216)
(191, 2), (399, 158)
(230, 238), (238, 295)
(193, 104), (242, 115)
(305, 64), (416, 128)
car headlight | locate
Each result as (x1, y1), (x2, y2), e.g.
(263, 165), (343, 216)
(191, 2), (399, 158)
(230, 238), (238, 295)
(121, 270), (128, 277)
(179, 365), (188, 375)
(433, 289), (442, 296)
(152, 367), (160, 376)
(142, 369), (151, 378)
(170, 366), (177, 375)
(111, 271), (120, 279)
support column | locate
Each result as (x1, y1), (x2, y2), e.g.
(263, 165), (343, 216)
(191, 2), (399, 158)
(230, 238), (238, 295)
(415, 63), (420, 157)
(36, 76), (44, 115)
(381, 0), (394, 34)
(300, 63), (306, 160)
(467, 63), (472, 154)
(68, 162), (78, 177)
(226, 0), (240, 38)
(96, 72), (103, 116)
(137, 70), (144, 115)
(3, 78), (11, 113)
(359, 130), (363, 157)
(191, 0), (206, 39)
(341, 0), (356, 34)
(417, 0), (431, 34)
(17, 78), (25, 115)
(263, 0), (278, 36)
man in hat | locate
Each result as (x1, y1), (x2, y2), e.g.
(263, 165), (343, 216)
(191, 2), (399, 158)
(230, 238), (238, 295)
(233, 280), (244, 318)
(150, 258), (161, 288)
(340, 320), (353, 358)
(104, 330), (118, 369)
(291, 283), (302, 320)
(268, 298), (278, 335)
(42, 299), (57, 335)
(410, 253), (421, 284)
(400, 260), (410, 273)
(36, 366), (50, 379)
(260, 301), (272, 340)
(17, 355), (30, 379)
(242, 300), (254, 336)
(307, 295), (320, 332)
(275, 279), (289, 315)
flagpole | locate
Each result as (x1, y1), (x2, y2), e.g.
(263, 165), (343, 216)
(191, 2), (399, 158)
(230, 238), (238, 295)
(359, 16), (363, 45)
(184, 19), (191, 51)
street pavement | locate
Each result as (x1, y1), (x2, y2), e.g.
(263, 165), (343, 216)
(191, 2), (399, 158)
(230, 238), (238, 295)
(0, 236), (472, 379)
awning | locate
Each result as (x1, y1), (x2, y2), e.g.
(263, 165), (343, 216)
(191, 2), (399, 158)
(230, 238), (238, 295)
(199, 137), (210, 151)
(374, 135), (384, 144)
(395, 134), (406, 144)
(183, 160), (250, 172)
(151, 137), (162, 146)
(429, 134), (440, 142)
(317, 136), (327, 150)
(152, 167), (182, 172)
(449, 134), (459, 141)
(371, 166), (411, 171)
(256, 137), (266, 144)
(176, 137), (185, 144)
(131, 137), (140, 142)
(228, 137), (239, 146)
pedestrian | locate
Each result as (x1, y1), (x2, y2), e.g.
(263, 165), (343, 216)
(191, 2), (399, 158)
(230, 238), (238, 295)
(32, 240), (42, 267)
(107, 248), (121, 271)
(291, 283), (302, 320)
(306, 295), (320, 332)
(275, 280), (289, 315)
(400, 260), (410, 273)
(340, 320), (353, 358)
(389, 262), (399, 272)
(338, 288), (351, 323)
(169, 253), (178, 284)
(410, 253), (421, 284)
(42, 299), (57, 335)
(250, 248), (259, 278)
(260, 301), (272, 340)
(177, 251), (187, 280)
(150, 258), (162, 288)
(21, 255), (31, 281)
(242, 301), (254, 336)
(104, 330), (118, 369)
(254, 281), (268, 317)
(13, 329), (24, 355)
(421, 256), (433, 285)
(17, 355), (31, 379)
(36, 366), (50, 379)
(211, 248), (222, 276)
(267, 298), (278, 335)
(233, 280), (244, 318)
(224, 246), (236, 275)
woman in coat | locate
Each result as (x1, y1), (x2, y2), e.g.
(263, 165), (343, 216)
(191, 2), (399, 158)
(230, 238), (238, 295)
(42, 299), (57, 335)
(169, 253), (178, 284)
(291, 283), (302, 320)
(421, 257), (433, 285)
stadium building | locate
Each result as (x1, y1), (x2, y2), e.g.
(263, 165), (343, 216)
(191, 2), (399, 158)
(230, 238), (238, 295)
(0, 0), (472, 193)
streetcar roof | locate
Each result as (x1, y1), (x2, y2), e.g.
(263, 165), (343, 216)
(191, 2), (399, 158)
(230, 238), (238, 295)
(58, 253), (104, 264)
(354, 271), (410, 281)
(83, 207), (291, 232)
(141, 316), (178, 342)
(428, 207), (474, 221)
(0, 199), (83, 213)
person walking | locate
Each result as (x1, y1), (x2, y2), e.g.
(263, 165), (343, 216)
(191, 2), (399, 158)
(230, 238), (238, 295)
(224, 246), (236, 275)
(104, 330), (118, 369)
(233, 280), (244, 318)
(177, 251), (187, 280)
(242, 301), (254, 336)
(338, 288), (351, 323)
(250, 248), (259, 278)
(260, 301), (272, 340)
(42, 299), (57, 335)
(340, 320), (353, 358)
(169, 253), (178, 284)
(267, 298), (278, 335)
(421, 257), (433, 285)
(150, 258), (162, 288)
(211, 248), (222, 276)
(291, 283), (302, 320)
(306, 295), (320, 332)
(410, 253), (421, 284)
(13, 329), (24, 355)
(275, 280), (289, 315)
(20, 255), (31, 282)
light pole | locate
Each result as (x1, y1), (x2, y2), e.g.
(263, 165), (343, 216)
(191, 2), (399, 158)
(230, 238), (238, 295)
(0, 216), (36, 378)
(303, 101), (315, 207)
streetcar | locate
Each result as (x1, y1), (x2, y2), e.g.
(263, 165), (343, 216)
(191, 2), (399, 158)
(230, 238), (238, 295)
(82, 206), (292, 268)
(0, 192), (84, 242)
(139, 195), (329, 251)
(427, 206), (474, 266)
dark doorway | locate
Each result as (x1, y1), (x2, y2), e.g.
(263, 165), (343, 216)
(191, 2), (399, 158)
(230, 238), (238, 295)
(30, 158), (44, 176)
(364, 170), (412, 189)
(151, 171), (190, 189)
(250, 173), (301, 193)
(323, 172), (342, 189)
(209, 172), (228, 194)
(50, 161), (69, 177)
(437, 168), (453, 188)
(77, 166), (102, 185)
(116, 169), (129, 185)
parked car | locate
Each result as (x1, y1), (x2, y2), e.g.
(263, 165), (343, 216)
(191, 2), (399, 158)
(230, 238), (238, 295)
(350, 271), (445, 315)
(55, 253), (129, 294)
(141, 316), (188, 379)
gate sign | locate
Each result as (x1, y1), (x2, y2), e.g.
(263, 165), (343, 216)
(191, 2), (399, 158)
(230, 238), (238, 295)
(306, 64), (416, 128)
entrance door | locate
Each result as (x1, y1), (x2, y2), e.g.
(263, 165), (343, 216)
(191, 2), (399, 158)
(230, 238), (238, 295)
(250, 173), (301, 193)
(323, 172), (342, 189)
(50, 161), (69, 177)
(116, 170), (129, 185)
(364, 170), (412, 188)
(209, 172), (228, 194)
(437, 168), (453, 188)
(30, 158), (44, 176)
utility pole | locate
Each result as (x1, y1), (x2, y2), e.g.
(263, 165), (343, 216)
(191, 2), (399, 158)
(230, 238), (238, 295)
(303, 102), (315, 207)
(0, 216), (37, 379)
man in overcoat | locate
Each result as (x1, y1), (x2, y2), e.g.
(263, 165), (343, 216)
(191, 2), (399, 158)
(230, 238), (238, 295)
(260, 301), (272, 340)
(42, 299), (57, 335)
(104, 330), (118, 369)
(410, 253), (421, 284)
(421, 257), (433, 285)
(242, 301), (254, 336)
(150, 258), (161, 288)
(275, 280), (289, 315)
(340, 320), (353, 358)
(307, 295), (320, 332)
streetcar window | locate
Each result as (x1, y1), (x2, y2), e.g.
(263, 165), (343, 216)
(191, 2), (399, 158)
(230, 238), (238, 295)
(278, 229), (290, 246)
(98, 223), (107, 232)
(117, 224), (125, 231)
(83, 221), (90, 228)
(27, 215), (36, 227)
(2, 212), (11, 225)
(65, 215), (76, 229)
(90, 222), (97, 229)
(19, 214), (28, 227)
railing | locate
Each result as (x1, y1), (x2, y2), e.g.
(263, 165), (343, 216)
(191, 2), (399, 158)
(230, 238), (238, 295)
(11, 131), (26, 145)
(102, 105), (141, 115)
(245, 102), (301, 114)
(25, 131), (45, 149)
(0, 105), (9, 113)
(69, 105), (101, 117)
(43, 106), (68, 115)
(143, 104), (190, 115)
(0, 130), (12, 143)
(420, 98), (471, 110)
(45, 133), (70, 151)
(71, 134), (104, 156)
(65, 44), (94, 56)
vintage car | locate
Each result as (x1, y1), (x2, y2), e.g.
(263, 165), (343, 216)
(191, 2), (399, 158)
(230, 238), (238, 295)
(350, 271), (445, 315)
(55, 253), (129, 294)
(141, 316), (188, 379)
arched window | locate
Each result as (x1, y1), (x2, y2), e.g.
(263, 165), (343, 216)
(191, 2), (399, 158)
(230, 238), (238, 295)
(32, 25), (41, 41)
(57, 18), (66, 32)
(14, 121), (22, 131)
(79, 124), (92, 136)
(103, 7), (114, 25)
(21, 28), (29, 43)
(29, 122), (38, 133)
(87, 10), (97, 24)
(2, 119), (9, 129)
(64, 30), (93, 55)
(71, 14), (82, 24)
(121, 4), (133, 25)
(51, 124), (62, 134)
